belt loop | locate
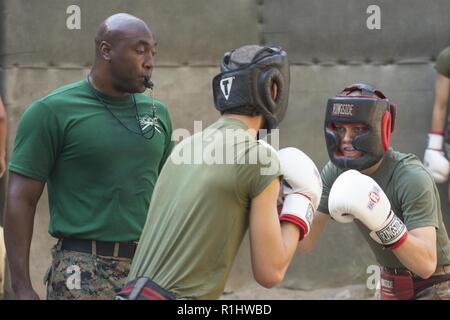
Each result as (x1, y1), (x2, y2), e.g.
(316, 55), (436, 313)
(442, 264), (450, 274)
(91, 240), (97, 256)
(113, 242), (120, 257)
(434, 265), (441, 275)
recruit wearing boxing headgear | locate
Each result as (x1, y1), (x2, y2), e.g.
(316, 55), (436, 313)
(324, 83), (397, 171)
(212, 46), (290, 131)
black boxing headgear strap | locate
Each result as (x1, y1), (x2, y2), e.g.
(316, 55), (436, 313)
(212, 46), (290, 131)
(324, 83), (397, 171)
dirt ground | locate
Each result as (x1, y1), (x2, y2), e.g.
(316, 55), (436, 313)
(220, 284), (375, 300)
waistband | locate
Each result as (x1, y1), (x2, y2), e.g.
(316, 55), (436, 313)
(58, 238), (138, 259)
(116, 277), (177, 300)
(382, 264), (450, 278)
(382, 264), (450, 296)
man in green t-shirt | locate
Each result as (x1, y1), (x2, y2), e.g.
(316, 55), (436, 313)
(3, 13), (173, 300)
(298, 83), (450, 300)
(423, 47), (450, 207)
(116, 45), (323, 300)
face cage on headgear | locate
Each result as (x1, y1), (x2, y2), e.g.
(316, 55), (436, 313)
(324, 84), (397, 171)
(212, 46), (290, 132)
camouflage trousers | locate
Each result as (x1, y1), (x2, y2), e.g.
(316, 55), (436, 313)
(45, 243), (132, 300)
(374, 280), (450, 300)
(415, 280), (450, 300)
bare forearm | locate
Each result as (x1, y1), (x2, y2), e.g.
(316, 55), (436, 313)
(297, 211), (329, 254)
(0, 115), (6, 150)
(250, 217), (299, 287)
(431, 74), (450, 132)
(393, 232), (436, 279)
(278, 222), (302, 268)
(431, 102), (448, 132)
(4, 196), (37, 290)
(297, 231), (317, 254)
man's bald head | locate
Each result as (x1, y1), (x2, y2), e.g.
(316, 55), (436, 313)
(95, 13), (153, 56)
(91, 13), (157, 94)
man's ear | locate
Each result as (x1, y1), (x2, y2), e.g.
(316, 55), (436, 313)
(99, 41), (113, 61)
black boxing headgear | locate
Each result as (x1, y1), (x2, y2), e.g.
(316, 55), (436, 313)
(212, 46), (290, 131)
(324, 83), (397, 171)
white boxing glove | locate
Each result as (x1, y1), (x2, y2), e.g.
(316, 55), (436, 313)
(329, 170), (408, 249)
(423, 133), (450, 183)
(278, 147), (323, 240)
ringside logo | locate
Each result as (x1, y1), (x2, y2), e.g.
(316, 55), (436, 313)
(369, 191), (380, 204)
(375, 215), (405, 244)
(332, 103), (354, 117)
(367, 186), (381, 210)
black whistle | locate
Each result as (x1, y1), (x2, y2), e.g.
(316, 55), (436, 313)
(143, 77), (154, 89)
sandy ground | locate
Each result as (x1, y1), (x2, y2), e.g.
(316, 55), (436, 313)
(0, 282), (375, 300)
(220, 284), (375, 300)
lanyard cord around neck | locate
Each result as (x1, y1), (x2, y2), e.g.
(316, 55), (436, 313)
(86, 75), (158, 140)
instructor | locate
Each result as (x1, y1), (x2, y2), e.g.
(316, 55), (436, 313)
(4, 13), (173, 300)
